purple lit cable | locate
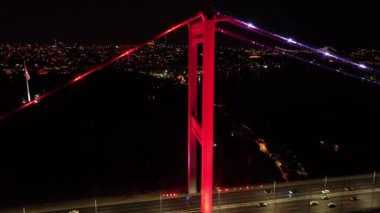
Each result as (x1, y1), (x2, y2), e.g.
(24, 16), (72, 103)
(219, 14), (378, 74)
(216, 27), (380, 86)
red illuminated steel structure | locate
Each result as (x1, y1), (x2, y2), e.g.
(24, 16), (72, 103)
(188, 12), (221, 213)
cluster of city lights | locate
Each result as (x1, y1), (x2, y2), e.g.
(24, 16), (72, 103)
(0, 14), (204, 121)
(2, 11), (379, 121)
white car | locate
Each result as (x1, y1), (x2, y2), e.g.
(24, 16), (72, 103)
(309, 201), (319, 206)
(321, 189), (330, 194)
(344, 186), (354, 191)
(328, 202), (336, 208)
(68, 210), (79, 213)
(256, 202), (267, 207)
(321, 195), (329, 200)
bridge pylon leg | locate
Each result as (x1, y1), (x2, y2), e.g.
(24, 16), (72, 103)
(188, 21), (198, 194)
(188, 13), (216, 213)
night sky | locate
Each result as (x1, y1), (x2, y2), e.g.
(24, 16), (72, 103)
(0, 0), (379, 49)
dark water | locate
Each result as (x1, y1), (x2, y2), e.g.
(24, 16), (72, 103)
(0, 69), (188, 207)
(215, 61), (380, 180)
(0, 62), (380, 208)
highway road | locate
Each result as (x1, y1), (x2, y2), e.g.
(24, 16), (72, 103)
(3, 173), (379, 213)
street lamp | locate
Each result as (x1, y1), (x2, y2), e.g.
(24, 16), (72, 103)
(218, 189), (221, 207)
(273, 181), (276, 213)
(94, 199), (98, 213)
(371, 171), (376, 210)
(160, 194), (162, 213)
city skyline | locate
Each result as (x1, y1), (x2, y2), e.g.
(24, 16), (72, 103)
(1, 42), (379, 79)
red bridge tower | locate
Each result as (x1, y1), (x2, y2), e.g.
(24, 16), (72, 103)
(188, 12), (217, 213)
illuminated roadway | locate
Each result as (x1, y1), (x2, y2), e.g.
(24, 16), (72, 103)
(2, 173), (379, 213)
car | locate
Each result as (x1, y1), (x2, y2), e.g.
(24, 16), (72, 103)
(321, 189), (330, 194)
(263, 189), (272, 194)
(257, 202), (267, 207)
(349, 196), (359, 201)
(327, 202), (336, 208)
(68, 210), (79, 213)
(321, 195), (329, 200)
(309, 201), (319, 206)
(344, 186), (354, 191)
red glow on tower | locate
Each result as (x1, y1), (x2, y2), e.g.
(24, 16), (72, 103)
(188, 11), (217, 213)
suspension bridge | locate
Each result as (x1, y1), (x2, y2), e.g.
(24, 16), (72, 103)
(0, 11), (379, 213)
